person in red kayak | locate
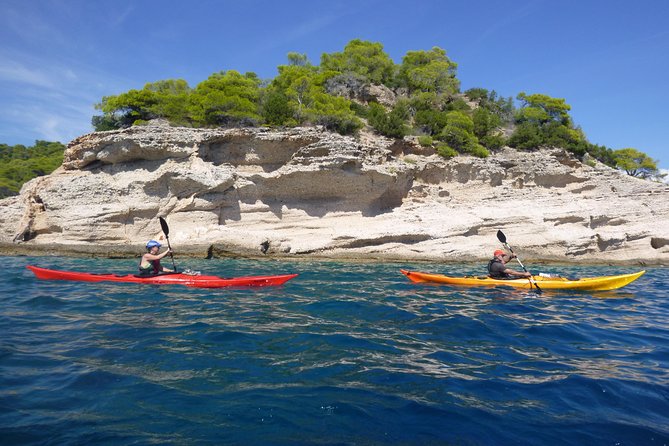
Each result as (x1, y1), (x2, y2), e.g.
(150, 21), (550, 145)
(488, 249), (531, 279)
(138, 240), (174, 275)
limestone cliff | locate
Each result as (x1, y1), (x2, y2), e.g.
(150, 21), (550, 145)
(1, 122), (667, 264)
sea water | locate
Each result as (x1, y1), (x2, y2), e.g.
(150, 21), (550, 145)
(1, 256), (668, 445)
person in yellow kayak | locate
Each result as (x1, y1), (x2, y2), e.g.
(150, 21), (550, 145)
(138, 240), (174, 275)
(488, 249), (531, 279)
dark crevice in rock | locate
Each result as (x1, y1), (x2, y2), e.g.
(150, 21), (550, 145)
(650, 238), (669, 249)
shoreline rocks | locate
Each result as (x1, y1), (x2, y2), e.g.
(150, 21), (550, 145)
(1, 124), (668, 265)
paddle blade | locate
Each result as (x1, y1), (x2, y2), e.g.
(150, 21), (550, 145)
(159, 217), (169, 237)
(496, 230), (506, 244)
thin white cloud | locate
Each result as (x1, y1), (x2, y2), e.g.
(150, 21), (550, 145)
(62, 68), (78, 82)
(108, 4), (135, 28)
(252, 12), (347, 57)
(1, 96), (95, 144)
(0, 2), (67, 48)
(0, 59), (54, 88)
(0, 48), (130, 144)
(467, 1), (541, 49)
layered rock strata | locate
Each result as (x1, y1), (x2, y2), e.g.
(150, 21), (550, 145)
(1, 123), (667, 264)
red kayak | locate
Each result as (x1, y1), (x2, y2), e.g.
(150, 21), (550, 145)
(27, 265), (298, 288)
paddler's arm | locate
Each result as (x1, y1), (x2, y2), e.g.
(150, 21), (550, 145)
(143, 248), (172, 261)
(503, 268), (531, 278)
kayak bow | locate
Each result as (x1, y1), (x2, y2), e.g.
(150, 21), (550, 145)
(27, 265), (298, 288)
(400, 269), (645, 291)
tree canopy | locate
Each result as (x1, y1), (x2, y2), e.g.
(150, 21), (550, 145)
(188, 71), (262, 127)
(320, 39), (395, 85)
(507, 92), (590, 157)
(2, 39), (661, 200)
(398, 47), (459, 95)
(0, 141), (65, 198)
(612, 148), (660, 178)
(88, 39), (659, 174)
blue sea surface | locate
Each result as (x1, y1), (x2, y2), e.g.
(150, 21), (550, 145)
(1, 256), (668, 445)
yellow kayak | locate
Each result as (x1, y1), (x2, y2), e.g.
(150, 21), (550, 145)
(400, 269), (645, 291)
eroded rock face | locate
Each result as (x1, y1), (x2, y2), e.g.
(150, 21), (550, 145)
(1, 123), (668, 264)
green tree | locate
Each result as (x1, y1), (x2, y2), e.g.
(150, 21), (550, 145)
(472, 106), (507, 151)
(465, 88), (514, 123)
(414, 109), (449, 136)
(308, 91), (363, 134)
(435, 143), (458, 158)
(267, 61), (362, 134)
(479, 134), (506, 152)
(587, 144), (616, 167)
(438, 111), (488, 157)
(472, 107), (501, 139)
(515, 92), (571, 126)
(613, 148), (660, 178)
(0, 141), (65, 198)
(398, 47), (459, 95)
(409, 91), (446, 111)
(260, 89), (297, 126)
(287, 52), (310, 66)
(368, 101), (411, 138)
(93, 79), (192, 130)
(144, 79), (191, 125)
(544, 122), (589, 156)
(507, 122), (543, 150)
(320, 39), (396, 85)
(509, 92), (587, 154)
(188, 71), (262, 127)
(268, 63), (319, 121)
(94, 88), (157, 129)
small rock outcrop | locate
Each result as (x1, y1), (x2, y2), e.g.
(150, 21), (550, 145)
(1, 124), (667, 264)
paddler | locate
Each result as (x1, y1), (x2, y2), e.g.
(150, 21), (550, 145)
(487, 249), (531, 279)
(138, 240), (174, 275)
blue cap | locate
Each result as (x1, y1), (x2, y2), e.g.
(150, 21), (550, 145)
(146, 240), (162, 249)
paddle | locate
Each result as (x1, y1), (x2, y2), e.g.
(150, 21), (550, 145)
(496, 230), (542, 293)
(159, 217), (177, 272)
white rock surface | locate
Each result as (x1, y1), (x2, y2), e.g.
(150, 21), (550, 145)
(1, 124), (667, 264)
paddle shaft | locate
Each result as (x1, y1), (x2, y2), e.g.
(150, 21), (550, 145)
(159, 217), (177, 271)
(503, 243), (530, 272)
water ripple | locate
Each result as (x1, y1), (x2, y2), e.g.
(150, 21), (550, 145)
(1, 257), (668, 444)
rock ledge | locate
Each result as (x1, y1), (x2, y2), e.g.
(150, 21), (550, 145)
(1, 125), (667, 265)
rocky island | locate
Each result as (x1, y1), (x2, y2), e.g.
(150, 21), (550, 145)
(0, 121), (667, 265)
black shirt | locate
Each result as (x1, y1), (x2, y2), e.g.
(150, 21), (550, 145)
(488, 258), (509, 279)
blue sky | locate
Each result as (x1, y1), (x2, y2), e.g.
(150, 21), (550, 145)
(1, 0), (667, 168)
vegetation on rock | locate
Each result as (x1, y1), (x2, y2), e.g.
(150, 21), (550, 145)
(612, 148), (663, 179)
(84, 39), (657, 178)
(1, 41), (662, 202)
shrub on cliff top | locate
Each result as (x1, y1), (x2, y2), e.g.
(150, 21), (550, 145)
(264, 61), (362, 133)
(320, 39), (396, 85)
(188, 71), (262, 127)
(508, 92), (587, 154)
(397, 47), (459, 95)
(613, 148), (660, 179)
(87, 39), (658, 177)
(367, 101), (411, 139)
(437, 111), (488, 157)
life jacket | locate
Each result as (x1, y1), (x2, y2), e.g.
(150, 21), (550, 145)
(138, 258), (161, 275)
(487, 257), (510, 279)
